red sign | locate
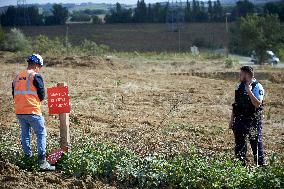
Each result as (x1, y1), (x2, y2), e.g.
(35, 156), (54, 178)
(47, 86), (70, 114)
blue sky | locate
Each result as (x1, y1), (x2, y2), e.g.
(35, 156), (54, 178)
(0, 0), (154, 6)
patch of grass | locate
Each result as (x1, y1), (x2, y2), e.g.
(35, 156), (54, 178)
(167, 123), (206, 134)
(59, 140), (284, 188)
(203, 52), (224, 60)
(0, 129), (284, 188)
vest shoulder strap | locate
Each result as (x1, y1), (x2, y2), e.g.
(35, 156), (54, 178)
(251, 81), (258, 90)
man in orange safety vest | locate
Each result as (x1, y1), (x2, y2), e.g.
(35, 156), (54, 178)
(12, 54), (55, 171)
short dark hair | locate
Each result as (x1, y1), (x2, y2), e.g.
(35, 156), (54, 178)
(240, 66), (254, 77)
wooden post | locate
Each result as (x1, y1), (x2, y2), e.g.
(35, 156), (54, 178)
(57, 82), (70, 151)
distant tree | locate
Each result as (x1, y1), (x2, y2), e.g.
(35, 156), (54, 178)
(0, 6), (43, 26)
(264, 2), (284, 21)
(208, 0), (213, 22)
(230, 15), (283, 64)
(232, 0), (254, 19)
(83, 9), (106, 15)
(92, 15), (103, 24)
(185, 0), (192, 22)
(264, 2), (279, 14)
(105, 3), (132, 23)
(191, 0), (198, 22)
(70, 12), (91, 22)
(198, 1), (208, 22)
(152, 3), (162, 22)
(52, 4), (69, 24)
(45, 4), (68, 25)
(133, 0), (147, 23)
(147, 3), (154, 23)
(212, 0), (223, 21)
(150, 2), (168, 23)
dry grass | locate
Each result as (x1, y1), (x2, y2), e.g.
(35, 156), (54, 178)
(0, 51), (283, 188)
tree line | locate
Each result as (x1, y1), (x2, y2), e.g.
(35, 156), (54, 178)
(106, 0), (224, 23)
(0, 4), (68, 26)
(105, 0), (284, 23)
(0, 0), (283, 26)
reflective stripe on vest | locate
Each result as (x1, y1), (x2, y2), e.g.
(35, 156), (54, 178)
(14, 72), (37, 96)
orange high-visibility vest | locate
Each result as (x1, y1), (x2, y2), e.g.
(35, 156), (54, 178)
(13, 70), (42, 115)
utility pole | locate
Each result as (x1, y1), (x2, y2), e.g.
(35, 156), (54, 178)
(65, 24), (69, 55)
(225, 12), (231, 58)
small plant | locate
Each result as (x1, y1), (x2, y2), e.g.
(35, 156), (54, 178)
(225, 57), (234, 68)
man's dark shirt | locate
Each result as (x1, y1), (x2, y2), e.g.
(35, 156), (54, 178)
(12, 74), (45, 101)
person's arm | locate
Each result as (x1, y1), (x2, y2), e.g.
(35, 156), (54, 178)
(229, 111), (235, 129)
(12, 82), (14, 98)
(246, 82), (263, 108)
(33, 74), (45, 101)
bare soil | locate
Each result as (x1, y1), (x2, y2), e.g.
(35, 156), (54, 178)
(0, 51), (283, 188)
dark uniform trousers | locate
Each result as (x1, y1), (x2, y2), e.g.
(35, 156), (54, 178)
(233, 116), (265, 165)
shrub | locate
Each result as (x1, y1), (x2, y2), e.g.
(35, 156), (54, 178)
(2, 28), (31, 52)
(32, 35), (66, 55)
(225, 57), (234, 68)
(80, 39), (109, 55)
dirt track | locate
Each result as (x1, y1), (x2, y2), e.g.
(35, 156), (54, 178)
(0, 52), (283, 188)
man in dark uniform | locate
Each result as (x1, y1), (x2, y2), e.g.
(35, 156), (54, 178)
(229, 66), (265, 166)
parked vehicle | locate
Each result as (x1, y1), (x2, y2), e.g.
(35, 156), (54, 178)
(251, 50), (280, 65)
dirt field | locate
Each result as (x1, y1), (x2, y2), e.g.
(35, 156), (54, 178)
(4, 23), (228, 52)
(0, 51), (283, 188)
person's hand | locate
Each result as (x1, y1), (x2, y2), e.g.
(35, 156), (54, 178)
(229, 120), (233, 129)
(245, 81), (252, 93)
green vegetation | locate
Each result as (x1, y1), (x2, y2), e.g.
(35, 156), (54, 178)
(1, 28), (30, 52)
(0, 28), (109, 56)
(0, 6), (43, 26)
(264, 1), (284, 21)
(0, 134), (283, 189)
(0, 4), (68, 26)
(225, 57), (239, 68)
(230, 14), (283, 63)
(13, 23), (228, 52)
(105, 0), (224, 24)
(1, 0), (283, 26)
(45, 4), (69, 25)
(70, 11), (91, 22)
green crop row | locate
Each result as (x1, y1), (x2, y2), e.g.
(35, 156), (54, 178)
(0, 129), (283, 189)
(56, 140), (284, 189)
